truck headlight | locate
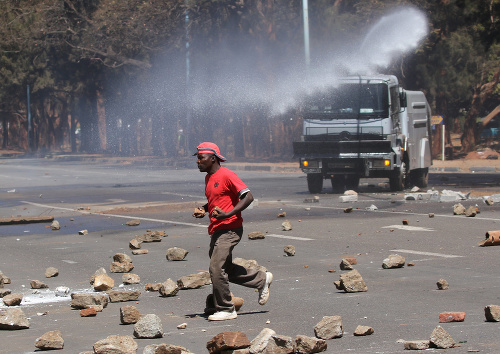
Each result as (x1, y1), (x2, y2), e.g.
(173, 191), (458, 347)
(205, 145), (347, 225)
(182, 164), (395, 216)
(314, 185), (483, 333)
(373, 160), (391, 168)
(301, 159), (320, 168)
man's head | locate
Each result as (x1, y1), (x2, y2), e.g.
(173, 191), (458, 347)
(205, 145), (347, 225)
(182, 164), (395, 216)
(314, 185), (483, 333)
(194, 142), (226, 173)
(193, 142), (226, 161)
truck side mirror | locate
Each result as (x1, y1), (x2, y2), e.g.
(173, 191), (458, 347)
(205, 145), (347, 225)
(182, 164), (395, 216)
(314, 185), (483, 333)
(399, 91), (407, 108)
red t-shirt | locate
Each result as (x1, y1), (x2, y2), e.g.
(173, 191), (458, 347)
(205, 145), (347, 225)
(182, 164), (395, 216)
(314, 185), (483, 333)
(205, 166), (250, 235)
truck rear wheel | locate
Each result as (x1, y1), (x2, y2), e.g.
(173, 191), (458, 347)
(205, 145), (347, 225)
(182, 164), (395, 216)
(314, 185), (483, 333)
(411, 167), (429, 188)
(307, 174), (323, 194)
(345, 176), (360, 190)
(330, 175), (345, 193)
(389, 162), (408, 191)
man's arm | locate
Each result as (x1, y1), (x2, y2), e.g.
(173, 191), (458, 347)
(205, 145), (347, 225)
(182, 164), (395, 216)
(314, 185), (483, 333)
(212, 191), (254, 220)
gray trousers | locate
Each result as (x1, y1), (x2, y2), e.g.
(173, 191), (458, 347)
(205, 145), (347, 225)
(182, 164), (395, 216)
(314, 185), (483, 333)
(209, 227), (266, 312)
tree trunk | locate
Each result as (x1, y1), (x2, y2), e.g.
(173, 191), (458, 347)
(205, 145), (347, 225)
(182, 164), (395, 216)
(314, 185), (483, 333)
(96, 87), (107, 152)
(2, 114), (8, 148)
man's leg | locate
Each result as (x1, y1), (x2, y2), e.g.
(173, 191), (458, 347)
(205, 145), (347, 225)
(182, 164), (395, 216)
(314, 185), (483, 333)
(208, 229), (242, 313)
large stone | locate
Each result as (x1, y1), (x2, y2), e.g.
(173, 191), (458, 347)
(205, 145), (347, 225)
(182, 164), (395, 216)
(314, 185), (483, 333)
(143, 343), (192, 354)
(281, 220), (292, 231)
(339, 259), (353, 270)
(249, 328), (276, 353)
(30, 280), (49, 289)
(429, 325), (455, 349)
(233, 258), (267, 273)
(132, 249), (149, 255)
(3, 293), (23, 306)
(439, 312), (465, 323)
(122, 273), (141, 284)
(134, 314), (163, 338)
(265, 335), (294, 354)
(94, 273), (115, 291)
(80, 308), (97, 317)
(484, 305), (500, 322)
(71, 293), (108, 311)
(0, 276), (3, 289)
(206, 293), (244, 312)
(0, 271), (11, 284)
(382, 254), (405, 269)
(120, 305), (141, 324)
(114, 253), (132, 263)
(159, 279), (180, 297)
(284, 245), (295, 256)
(129, 238), (142, 249)
(35, 330), (64, 350)
(353, 325), (374, 336)
(51, 220), (60, 230)
(108, 290), (141, 302)
(313, 315), (343, 339)
(90, 267), (107, 285)
(334, 269), (367, 293)
(45, 267), (59, 278)
(453, 203), (466, 215)
(436, 279), (449, 290)
(248, 232), (266, 240)
(403, 340), (430, 350)
(465, 205), (477, 217)
(207, 332), (251, 354)
(177, 272), (211, 289)
(0, 289), (12, 298)
(145, 283), (163, 292)
(126, 219), (141, 226)
(110, 261), (134, 273)
(166, 247), (189, 261)
(0, 308), (30, 329)
(293, 335), (327, 354)
(93, 335), (138, 354)
(136, 230), (165, 242)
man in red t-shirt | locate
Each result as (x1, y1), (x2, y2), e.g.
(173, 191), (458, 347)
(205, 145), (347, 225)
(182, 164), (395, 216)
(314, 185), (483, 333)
(193, 142), (273, 321)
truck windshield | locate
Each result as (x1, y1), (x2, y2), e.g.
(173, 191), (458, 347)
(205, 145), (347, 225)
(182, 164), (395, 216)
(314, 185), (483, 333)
(303, 83), (389, 119)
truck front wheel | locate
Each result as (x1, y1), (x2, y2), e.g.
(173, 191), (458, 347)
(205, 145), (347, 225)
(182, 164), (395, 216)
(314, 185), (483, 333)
(307, 174), (323, 194)
(389, 162), (408, 191)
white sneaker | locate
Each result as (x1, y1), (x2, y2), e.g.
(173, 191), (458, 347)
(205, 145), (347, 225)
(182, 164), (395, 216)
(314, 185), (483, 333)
(208, 310), (237, 321)
(258, 272), (273, 305)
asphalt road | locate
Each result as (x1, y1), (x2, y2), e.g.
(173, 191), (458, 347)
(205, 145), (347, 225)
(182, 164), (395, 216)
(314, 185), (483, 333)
(1, 158), (500, 353)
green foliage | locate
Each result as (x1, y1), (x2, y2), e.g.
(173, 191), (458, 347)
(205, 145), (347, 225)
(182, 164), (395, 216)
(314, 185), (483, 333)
(0, 0), (499, 153)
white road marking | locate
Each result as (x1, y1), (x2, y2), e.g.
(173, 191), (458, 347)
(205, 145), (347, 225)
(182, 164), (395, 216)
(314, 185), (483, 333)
(21, 201), (207, 228)
(266, 234), (314, 241)
(286, 203), (500, 222)
(382, 225), (434, 231)
(390, 249), (462, 258)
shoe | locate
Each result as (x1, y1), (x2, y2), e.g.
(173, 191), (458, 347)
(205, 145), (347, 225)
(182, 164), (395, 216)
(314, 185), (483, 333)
(208, 310), (237, 321)
(258, 272), (273, 305)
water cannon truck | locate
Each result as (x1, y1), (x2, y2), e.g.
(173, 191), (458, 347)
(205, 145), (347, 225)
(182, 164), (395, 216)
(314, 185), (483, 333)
(293, 75), (432, 193)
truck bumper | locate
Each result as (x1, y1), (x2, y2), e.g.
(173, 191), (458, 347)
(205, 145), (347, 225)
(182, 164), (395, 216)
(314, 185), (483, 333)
(293, 141), (398, 178)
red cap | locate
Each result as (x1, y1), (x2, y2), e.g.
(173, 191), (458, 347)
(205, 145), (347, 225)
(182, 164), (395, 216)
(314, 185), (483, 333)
(194, 142), (226, 161)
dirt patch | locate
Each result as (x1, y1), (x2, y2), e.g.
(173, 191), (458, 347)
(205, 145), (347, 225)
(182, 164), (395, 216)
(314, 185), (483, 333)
(465, 148), (500, 160)
(100, 201), (199, 215)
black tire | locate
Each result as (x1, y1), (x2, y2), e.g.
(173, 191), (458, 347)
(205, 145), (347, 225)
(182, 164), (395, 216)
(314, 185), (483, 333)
(330, 175), (345, 193)
(345, 176), (360, 190)
(389, 162), (407, 191)
(307, 173), (323, 194)
(411, 167), (429, 188)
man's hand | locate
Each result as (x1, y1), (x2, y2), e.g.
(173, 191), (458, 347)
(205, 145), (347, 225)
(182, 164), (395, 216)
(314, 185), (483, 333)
(193, 207), (206, 218)
(211, 206), (227, 220)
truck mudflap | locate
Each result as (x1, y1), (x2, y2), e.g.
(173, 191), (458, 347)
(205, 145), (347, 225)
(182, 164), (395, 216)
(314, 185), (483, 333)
(293, 140), (393, 158)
